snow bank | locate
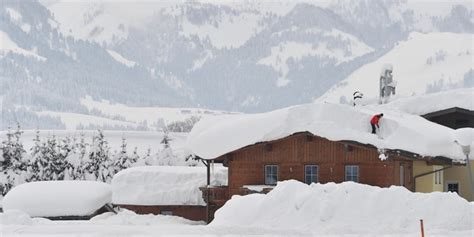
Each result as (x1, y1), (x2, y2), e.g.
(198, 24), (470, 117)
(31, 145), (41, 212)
(2, 181), (112, 217)
(189, 102), (465, 161)
(91, 209), (204, 225)
(0, 210), (34, 225)
(112, 166), (227, 205)
(211, 180), (473, 234)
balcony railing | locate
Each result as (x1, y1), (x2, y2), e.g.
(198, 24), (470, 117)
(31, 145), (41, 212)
(200, 186), (229, 206)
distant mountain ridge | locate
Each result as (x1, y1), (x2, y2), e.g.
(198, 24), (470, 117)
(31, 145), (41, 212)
(0, 0), (472, 129)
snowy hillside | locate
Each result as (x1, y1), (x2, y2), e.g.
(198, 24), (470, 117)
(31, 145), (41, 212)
(318, 32), (473, 103)
(1, 1), (473, 129)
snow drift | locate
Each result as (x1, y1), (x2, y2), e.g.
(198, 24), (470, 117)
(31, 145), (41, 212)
(2, 181), (112, 217)
(112, 166), (227, 206)
(211, 180), (473, 234)
(188, 102), (465, 161)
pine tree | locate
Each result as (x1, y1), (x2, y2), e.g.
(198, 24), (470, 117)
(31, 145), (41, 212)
(87, 130), (112, 182)
(42, 135), (60, 181)
(112, 137), (131, 173)
(74, 132), (89, 180)
(144, 147), (155, 165)
(27, 130), (44, 182)
(60, 136), (75, 180)
(156, 132), (175, 166)
(130, 146), (143, 166)
(0, 124), (28, 195)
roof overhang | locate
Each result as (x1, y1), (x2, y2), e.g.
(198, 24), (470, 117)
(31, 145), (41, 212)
(422, 107), (474, 120)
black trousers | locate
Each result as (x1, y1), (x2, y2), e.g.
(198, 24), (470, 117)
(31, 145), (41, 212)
(371, 123), (376, 134)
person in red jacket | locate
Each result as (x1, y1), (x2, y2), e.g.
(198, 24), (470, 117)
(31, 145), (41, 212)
(370, 113), (384, 134)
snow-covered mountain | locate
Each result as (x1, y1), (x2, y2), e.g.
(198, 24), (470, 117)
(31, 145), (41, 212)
(1, 0), (472, 129)
(317, 32), (473, 103)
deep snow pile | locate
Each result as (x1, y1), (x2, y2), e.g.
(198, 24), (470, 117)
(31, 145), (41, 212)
(90, 209), (204, 226)
(2, 181), (112, 217)
(211, 180), (473, 234)
(112, 165), (227, 205)
(188, 102), (465, 161)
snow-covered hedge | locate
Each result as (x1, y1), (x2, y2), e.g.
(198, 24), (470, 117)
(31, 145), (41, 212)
(211, 180), (472, 235)
(112, 166), (227, 206)
(2, 181), (112, 217)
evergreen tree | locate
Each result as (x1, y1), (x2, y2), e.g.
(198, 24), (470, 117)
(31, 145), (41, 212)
(87, 130), (112, 182)
(27, 130), (44, 182)
(0, 124), (28, 195)
(74, 133), (89, 180)
(130, 147), (143, 166)
(41, 135), (60, 180)
(60, 136), (75, 180)
(144, 147), (155, 165)
(156, 132), (175, 166)
(112, 137), (131, 173)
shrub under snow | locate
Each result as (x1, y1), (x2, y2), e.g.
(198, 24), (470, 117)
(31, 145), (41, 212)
(211, 180), (473, 235)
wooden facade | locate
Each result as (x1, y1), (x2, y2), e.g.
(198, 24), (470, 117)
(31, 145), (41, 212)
(220, 132), (414, 197)
(117, 204), (211, 222)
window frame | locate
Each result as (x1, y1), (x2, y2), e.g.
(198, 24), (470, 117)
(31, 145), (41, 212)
(304, 165), (319, 184)
(265, 165), (278, 185)
(445, 181), (459, 194)
(435, 171), (443, 185)
(345, 165), (359, 183)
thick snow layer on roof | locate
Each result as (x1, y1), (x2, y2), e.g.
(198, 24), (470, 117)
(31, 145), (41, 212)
(381, 88), (474, 115)
(188, 102), (466, 161)
(112, 166), (227, 206)
(2, 181), (111, 217)
(211, 180), (472, 234)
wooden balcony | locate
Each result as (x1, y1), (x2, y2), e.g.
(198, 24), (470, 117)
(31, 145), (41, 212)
(199, 186), (229, 206)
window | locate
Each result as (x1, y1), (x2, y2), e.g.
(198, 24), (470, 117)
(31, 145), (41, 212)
(345, 165), (359, 182)
(435, 171), (443, 185)
(305, 165), (319, 184)
(265, 165), (278, 185)
(446, 182), (459, 194)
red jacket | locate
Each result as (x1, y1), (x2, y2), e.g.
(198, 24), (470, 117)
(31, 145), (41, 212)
(370, 115), (381, 125)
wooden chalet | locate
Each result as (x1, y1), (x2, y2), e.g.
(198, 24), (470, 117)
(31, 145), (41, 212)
(198, 131), (453, 222)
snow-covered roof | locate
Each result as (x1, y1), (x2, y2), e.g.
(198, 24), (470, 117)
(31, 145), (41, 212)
(112, 166), (227, 206)
(2, 181), (111, 217)
(188, 102), (467, 161)
(380, 88), (474, 115)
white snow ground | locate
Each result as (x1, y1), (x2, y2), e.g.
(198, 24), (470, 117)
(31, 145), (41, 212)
(1, 181), (473, 236)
